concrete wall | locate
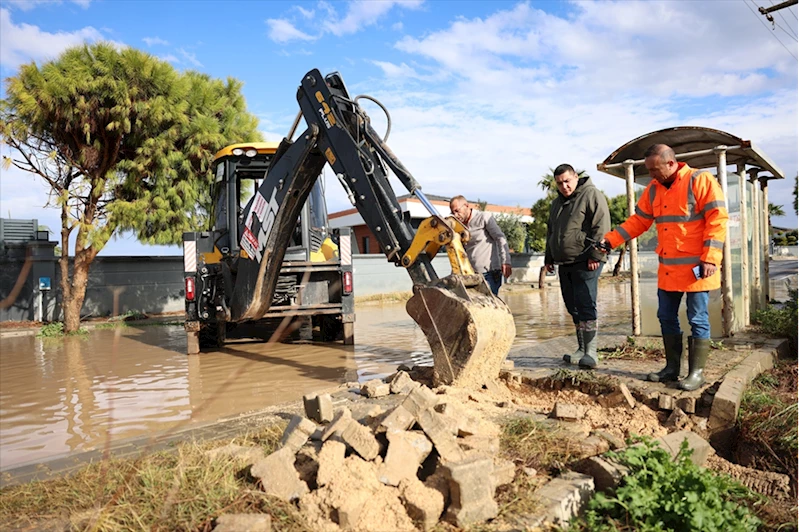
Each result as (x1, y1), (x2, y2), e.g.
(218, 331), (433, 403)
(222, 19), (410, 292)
(773, 245), (798, 257)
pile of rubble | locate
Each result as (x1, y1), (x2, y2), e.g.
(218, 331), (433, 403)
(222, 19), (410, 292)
(220, 370), (516, 531)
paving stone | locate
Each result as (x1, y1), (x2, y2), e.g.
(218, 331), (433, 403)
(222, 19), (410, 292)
(316, 440), (346, 487)
(303, 393), (334, 423)
(658, 393), (675, 411)
(380, 404), (416, 432)
(460, 434), (500, 456)
(403, 386), (440, 418)
(675, 396), (696, 414)
(444, 456), (498, 527)
(280, 415), (317, 453)
(592, 430), (625, 450)
(321, 407), (353, 442)
(251, 447), (309, 502)
(388, 371), (418, 394)
(491, 458), (516, 491)
(502, 359), (515, 370)
(533, 471), (595, 527)
(378, 430), (433, 486)
(551, 402), (586, 421)
(417, 408), (466, 463)
(361, 378), (390, 398)
(652, 430), (713, 466)
(400, 477), (445, 531)
(339, 420), (381, 461)
(213, 513), (271, 531)
(577, 435), (610, 457)
(572, 456), (629, 493)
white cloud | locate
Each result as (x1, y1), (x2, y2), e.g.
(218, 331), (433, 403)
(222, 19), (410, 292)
(177, 48), (203, 68)
(0, 7), (105, 69)
(142, 36), (169, 47)
(266, 18), (316, 44)
(266, 0), (423, 44)
(158, 54), (179, 64)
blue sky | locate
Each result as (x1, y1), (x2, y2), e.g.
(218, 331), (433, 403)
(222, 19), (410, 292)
(1, 0), (797, 255)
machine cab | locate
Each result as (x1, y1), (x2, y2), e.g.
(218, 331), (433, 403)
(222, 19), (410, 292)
(210, 142), (332, 262)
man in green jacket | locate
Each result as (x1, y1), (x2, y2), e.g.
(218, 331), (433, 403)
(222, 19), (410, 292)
(545, 164), (611, 369)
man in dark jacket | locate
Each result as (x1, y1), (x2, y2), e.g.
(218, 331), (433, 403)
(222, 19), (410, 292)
(544, 164), (610, 369)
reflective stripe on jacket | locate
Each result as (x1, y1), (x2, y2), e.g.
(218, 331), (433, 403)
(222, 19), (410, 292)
(604, 163), (728, 292)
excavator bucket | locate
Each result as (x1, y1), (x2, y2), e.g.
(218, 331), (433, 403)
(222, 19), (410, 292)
(406, 274), (515, 388)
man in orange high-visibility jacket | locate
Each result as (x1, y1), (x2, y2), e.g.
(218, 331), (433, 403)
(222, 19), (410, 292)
(600, 144), (728, 391)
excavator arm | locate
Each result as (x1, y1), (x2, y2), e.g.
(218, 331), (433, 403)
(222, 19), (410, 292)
(230, 69), (515, 387)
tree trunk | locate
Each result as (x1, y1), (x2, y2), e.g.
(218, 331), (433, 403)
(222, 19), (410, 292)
(613, 243), (627, 277)
(63, 254), (92, 332)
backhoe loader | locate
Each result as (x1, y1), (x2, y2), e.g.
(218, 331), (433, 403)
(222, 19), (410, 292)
(182, 69), (515, 387)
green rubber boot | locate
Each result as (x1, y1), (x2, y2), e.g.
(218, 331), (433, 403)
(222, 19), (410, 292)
(578, 320), (598, 369)
(562, 324), (584, 364)
(678, 337), (710, 391)
(647, 334), (683, 382)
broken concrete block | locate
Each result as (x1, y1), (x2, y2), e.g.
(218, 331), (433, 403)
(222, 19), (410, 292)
(403, 385), (440, 418)
(675, 396), (696, 414)
(417, 408), (466, 463)
(361, 378), (391, 398)
(280, 415), (317, 453)
(502, 359), (515, 370)
(381, 404), (416, 432)
(204, 443), (264, 465)
(460, 434), (500, 455)
(658, 393), (675, 411)
(577, 435), (610, 457)
(552, 402), (586, 420)
(592, 430), (625, 450)
(213, 513), (271, 532)
(533, 471), (594, 527)
(653, 430), (713, 466)
(389, 371), (418, 394)
(399, 477), (445, 531)
(444, 456), (498, 527)
(491, 458), (516, 491)
(321, 408), (353, 442)
(316, 440), (346, 487)
(378, 430), (433, 486)
(664, 407), (693, 431)
(340, 420), (381, 461)
(572, 456), (628, 493)
(251, 447), (309, 502)
(303, 393), (334, 423)
(602, 383), (636, 409)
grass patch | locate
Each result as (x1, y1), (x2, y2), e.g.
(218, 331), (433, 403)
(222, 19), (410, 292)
(736, 361), (798, 482)
(569, 437), (762, 532)
(499, 416), (581, 474)
(0, 424), (305, 531)
(598, 336), (663, 361)
(35, 322), (88, 338)
(753, 286), (798, 351)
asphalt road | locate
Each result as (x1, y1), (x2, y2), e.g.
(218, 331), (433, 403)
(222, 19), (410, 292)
(770, 257), (798, 281)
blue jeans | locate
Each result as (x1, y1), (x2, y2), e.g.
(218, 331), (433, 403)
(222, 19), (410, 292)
(657, 289), (710, 339)
(483, 270), (502, 296)
(558, 262), (603, 323)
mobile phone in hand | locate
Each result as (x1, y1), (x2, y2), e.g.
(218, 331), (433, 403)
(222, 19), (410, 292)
(692, 265), (702, 280)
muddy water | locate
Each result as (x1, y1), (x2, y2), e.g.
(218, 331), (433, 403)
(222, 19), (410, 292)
(0, 284), (632, 469)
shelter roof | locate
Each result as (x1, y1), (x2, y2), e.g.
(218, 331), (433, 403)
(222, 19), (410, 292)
(598, 126), (784, 180)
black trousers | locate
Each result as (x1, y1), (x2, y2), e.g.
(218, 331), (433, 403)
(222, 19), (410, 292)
(558, 261), (603, 324)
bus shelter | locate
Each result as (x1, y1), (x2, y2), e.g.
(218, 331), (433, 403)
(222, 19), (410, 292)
(597, 126), (784, 337)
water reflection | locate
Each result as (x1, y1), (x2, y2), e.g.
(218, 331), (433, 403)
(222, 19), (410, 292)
(0, 285), (633, 469)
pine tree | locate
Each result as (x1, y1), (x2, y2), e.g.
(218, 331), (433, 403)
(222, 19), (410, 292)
(1, 43), (261, 332)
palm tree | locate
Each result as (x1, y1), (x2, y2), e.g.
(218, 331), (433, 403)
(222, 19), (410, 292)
(539, 168), (589, 195)
(769, 202), (785, 227)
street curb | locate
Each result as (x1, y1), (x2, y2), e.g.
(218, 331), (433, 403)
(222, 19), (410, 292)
(708, 338), (789, 453)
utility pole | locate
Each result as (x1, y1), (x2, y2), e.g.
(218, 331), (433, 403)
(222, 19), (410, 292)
(758, 0), (798, 23)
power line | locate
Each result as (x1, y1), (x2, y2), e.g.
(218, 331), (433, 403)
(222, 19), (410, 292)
(769, 0), (799, 38)
(789, 5), (798, 19)
(744, 0), (798, 60)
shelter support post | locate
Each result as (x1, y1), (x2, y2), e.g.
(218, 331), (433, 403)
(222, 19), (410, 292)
(748, 169), (761, 314)
(760, 177), (770, 305)
(624, 160), (641, 335)
(737, 164), (750, 326)
(715, 146), (734, 336)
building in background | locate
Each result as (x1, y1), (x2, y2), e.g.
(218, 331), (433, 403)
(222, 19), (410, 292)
(329, 194), (532, 254)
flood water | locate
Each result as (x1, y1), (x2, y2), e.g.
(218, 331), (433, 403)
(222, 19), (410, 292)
(0, 284), (632, 470)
